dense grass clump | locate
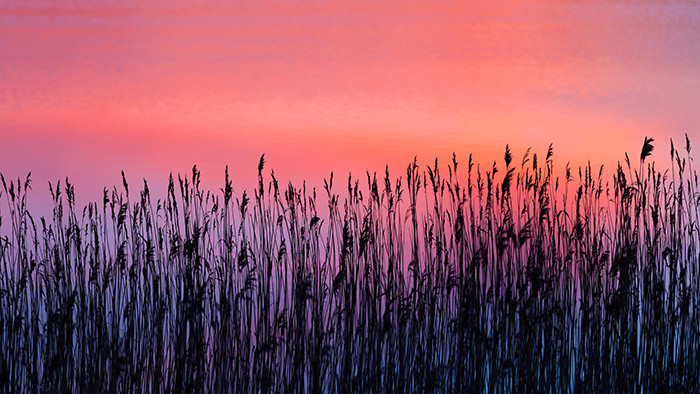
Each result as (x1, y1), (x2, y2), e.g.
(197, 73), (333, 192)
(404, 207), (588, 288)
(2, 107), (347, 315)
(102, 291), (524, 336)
(1, 137), (700, 392)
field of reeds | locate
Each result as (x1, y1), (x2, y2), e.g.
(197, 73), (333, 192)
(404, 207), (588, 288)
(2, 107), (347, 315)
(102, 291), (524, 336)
(1, 136), (699, 392)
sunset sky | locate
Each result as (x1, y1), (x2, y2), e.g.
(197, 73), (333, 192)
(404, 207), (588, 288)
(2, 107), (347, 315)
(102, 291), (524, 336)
(1, 1), (699, 209)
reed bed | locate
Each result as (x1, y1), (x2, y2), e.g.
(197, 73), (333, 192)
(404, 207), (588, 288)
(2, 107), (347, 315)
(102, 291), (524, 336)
(1, 137), (699, 392)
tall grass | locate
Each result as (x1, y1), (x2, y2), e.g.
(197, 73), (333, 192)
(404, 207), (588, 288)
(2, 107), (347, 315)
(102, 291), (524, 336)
(1, 137), (699, 392)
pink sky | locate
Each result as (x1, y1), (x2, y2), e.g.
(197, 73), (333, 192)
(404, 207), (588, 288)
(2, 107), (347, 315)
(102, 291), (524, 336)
(1, 1), (699, 211)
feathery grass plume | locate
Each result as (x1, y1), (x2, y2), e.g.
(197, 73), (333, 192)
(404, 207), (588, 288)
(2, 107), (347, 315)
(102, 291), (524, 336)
(641, 137), (654, 161)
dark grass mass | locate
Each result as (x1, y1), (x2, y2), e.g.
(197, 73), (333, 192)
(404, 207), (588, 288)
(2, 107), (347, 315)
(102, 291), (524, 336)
(2, 137), (700, 392)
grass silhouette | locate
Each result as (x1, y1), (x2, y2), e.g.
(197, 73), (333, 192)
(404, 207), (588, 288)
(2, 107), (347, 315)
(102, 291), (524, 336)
(0, 136), (699, 392)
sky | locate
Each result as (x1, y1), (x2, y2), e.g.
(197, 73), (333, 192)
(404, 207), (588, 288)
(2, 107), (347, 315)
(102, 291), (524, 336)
(1, 0), (699, 212)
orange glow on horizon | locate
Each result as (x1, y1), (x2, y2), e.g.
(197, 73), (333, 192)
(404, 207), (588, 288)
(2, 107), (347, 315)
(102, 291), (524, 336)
(1, 0), (698, 211)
